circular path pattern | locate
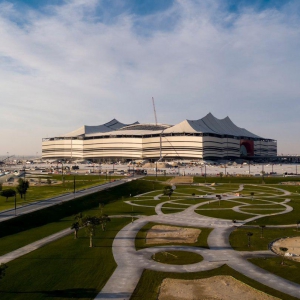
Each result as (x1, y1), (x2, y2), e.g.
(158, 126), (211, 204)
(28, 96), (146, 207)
(96, 184), (300, 300)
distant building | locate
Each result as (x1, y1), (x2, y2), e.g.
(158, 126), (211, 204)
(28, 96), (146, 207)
(42, 113), (277, 160)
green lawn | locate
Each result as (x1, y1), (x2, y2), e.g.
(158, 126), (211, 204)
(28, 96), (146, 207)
(0, 218), (130, 300)
(142, 176), (172, 182)
(0, 175), (115, 211)
(199, 200), (243, 209)
(161, 207), (185, 214)
(247, 199), (300, 225)
(195, 208), (250, 220)
(152, 251), (203, 265)
(135, 222), (212, 250)
(230, 227), (300, 251)
(130, 265), (298, 300)
(249, 257), (300, 285)
(193, 176), (300, 185)
(0, 180), (162, 255)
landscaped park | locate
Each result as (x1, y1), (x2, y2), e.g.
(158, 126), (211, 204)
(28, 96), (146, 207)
(0, 175), (300, 299)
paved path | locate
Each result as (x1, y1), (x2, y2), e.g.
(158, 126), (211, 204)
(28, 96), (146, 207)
(1, 183), (299, 299)
(0, 228), (72, 264)
(96, 185), (300, 300)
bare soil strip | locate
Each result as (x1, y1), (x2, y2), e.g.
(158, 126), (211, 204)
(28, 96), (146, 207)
(158, 276), (280, 300)
(146, 225), (200, 245)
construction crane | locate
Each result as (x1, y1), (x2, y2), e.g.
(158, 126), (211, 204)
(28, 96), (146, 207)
(0, 155), (14, 165)
(151, 97), (164, 161)
(152, 97), (158, 126)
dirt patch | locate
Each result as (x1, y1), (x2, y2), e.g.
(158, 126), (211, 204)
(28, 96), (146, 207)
(168, 176), (193, 184)
(271, 237), (300, 262)
(144, 162), (172, 168)
(146, 225), (200, 245)
(158, 276), (279, 300)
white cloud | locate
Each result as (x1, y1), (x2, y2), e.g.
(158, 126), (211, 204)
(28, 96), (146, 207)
(0, 0), (299, 155)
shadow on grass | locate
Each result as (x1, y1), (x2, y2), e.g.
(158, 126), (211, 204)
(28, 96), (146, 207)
(0, 288), (98, 298)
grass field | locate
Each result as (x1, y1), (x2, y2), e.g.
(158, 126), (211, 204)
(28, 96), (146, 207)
(230, 227), (300, 251)
(0, 180), (163, 256)
(1, 177), (300, 299)
(195, 208), (250, 220)
(193, 176), (300, 185)
(152, 251), (203, 265)
(249, 257), (300, 285)
(0, 174), (122, 211)
(0, 218), (130, 300)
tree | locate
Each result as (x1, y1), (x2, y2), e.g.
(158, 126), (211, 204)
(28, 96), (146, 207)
(0, 263), (8, 280)
(0, 189), (16, 202)
(250, 192), (254, 201)
(279, 247), (288, 265)
(16, 178), (29, 200)
(260, 225), (266, 238)
(247, 232), (253, 247)
(163, 186), (173, 200)
(219, 172), (223, 181)
(81, 215), (102, 247)
(47, 178), (52, 185)
(71, 222), (80, 239)
(216, 195), (222, 206)
(99, 214), (111, 231)
(71, 212), (83, 239)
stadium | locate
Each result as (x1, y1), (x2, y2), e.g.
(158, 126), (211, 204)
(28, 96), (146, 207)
(42, 113), (277, 161)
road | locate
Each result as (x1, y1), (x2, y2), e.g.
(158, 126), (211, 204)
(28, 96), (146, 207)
(0, 177), (136, 223)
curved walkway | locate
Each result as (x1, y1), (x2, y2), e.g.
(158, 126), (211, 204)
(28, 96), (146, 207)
(96, 185), (300, 300)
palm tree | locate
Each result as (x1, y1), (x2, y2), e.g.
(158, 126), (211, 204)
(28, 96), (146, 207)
(99, 214), (111, 231)
(297, 221), (300, 231)
(81, 215), (101, 247)
(71, 222), (80, 239)
(279, 247), (288, 265)
(163, 186), (173, 200)
(260, 225), (266, 238)
(0, 263), (8, 280)
(71, 213), (83, 239)
(247, 232), (253, 247)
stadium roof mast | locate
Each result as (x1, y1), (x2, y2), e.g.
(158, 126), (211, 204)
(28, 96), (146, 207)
(152, 97), (164, 162)
(152, 97), (158, 126)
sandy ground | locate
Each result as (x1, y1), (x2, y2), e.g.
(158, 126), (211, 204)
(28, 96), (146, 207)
(272, 237), (300, 261)
(169, 176), (193, 184)
(158, 276), (280, 300)
(146, 225), (200, 245)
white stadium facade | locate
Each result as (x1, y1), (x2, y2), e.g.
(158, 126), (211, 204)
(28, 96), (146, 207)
(42, 113), (277, 161)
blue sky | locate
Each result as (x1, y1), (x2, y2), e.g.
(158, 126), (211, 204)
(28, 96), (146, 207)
(0, 0), (299, 155)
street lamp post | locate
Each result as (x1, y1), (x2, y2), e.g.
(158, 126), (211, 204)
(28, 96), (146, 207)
(61, 161), (64, 185)
(73, 176), (76, 198)
(204, 164), (207, 183)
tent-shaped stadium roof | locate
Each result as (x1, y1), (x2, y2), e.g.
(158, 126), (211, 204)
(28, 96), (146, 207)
(59, 113), (263, 139)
